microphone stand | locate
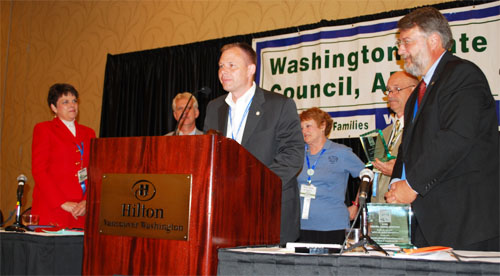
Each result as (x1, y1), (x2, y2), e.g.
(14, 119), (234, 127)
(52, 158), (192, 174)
(342, 200), (388, 256)
(5, 193), (27, 232)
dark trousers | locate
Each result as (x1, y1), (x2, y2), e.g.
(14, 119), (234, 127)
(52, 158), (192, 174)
(412, 217), (500, 251)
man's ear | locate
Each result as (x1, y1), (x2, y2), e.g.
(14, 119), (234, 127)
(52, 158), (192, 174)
(248, 63), (256, 77)
(429, 32), (442, 49)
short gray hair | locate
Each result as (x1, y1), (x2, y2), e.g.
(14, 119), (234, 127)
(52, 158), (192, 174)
(172, 92), (198, 110)
(398, 7), (453, 50)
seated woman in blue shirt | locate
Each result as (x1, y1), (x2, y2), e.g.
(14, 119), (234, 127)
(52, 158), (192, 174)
(297, 107), (364, 244)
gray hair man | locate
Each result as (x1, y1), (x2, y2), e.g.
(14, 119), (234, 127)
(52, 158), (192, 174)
(166, 92), (203, 136)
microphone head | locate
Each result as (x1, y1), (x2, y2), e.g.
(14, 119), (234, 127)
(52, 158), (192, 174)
(17, 174), (27, 184)
(359, 168), (374, 181)
(197, 86), (212, 96)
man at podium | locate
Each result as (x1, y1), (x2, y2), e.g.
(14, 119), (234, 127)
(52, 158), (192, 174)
(204, 42), (304, 244)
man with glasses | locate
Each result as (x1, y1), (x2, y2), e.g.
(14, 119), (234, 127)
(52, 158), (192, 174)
(371, 71), (418, 203)
(385, 7), (499, 250)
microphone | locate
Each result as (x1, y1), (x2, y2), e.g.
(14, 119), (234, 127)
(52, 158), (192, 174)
(16, 174), (27, 202)
(195, 86), (212, 96)
(5, 174), (28, 232)
(358, 168), (374, 207)
(173, 86), (211, 136)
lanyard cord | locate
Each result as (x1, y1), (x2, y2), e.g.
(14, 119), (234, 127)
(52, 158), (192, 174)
(229, 95), (254, 141)
(76, 142), (86, 194)
(305, 145), (326, 185)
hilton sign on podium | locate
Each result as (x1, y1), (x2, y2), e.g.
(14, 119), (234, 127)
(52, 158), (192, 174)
(98, 173), (191, 240)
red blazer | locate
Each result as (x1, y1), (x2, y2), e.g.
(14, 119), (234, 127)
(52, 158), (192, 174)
(31, 117), (96, 228)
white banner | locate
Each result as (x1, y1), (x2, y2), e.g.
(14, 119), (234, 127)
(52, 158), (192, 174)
(253, 2), (499, 138)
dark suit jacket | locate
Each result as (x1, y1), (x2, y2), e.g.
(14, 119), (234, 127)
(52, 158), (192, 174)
(31, 118), (96, 228)
(393, 51), (499, 249)
(204, 87), (304, 243)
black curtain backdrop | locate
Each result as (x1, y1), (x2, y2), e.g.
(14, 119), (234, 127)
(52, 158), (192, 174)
(99, 1), (493, 201)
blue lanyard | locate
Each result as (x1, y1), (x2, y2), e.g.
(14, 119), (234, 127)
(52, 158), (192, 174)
(305, 145), (326, 185)
(229, 96), (254, 141)
(403, 101), (419, 182)
(76, 142), (86, 194)
(412, 100), (418, 120)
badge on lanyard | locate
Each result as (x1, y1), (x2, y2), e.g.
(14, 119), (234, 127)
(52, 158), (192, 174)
(78, 167), (88, 183)
(300, 184), (317, 220)
(300, 183), (317, 198)
(301, 145), (326, 220)
(76, 142), (87, 194)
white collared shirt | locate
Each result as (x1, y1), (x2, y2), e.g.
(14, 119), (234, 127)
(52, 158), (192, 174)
(225, 82), (256, 144)
(422, 51), (446, 85)
(61, 118), (76, 137)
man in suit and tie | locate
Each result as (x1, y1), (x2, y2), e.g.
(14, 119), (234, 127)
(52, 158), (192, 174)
(385, 7), (499, 250)
(204, 42), (304, 244)
(371, 71), (418, 203)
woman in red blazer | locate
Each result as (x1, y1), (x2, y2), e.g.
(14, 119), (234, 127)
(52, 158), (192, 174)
(31, 83), (96, 229)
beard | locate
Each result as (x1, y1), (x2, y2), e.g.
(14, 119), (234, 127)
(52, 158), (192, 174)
(402, 47), (431, 77)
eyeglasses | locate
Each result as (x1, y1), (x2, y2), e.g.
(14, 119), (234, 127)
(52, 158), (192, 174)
(395, 38), (416, 48)
(383, 85), (415, 96)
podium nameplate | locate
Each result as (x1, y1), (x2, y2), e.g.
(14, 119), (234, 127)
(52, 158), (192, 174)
(99, 173), (191, 240)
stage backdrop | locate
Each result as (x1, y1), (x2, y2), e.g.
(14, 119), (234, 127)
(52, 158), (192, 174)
(99, 1), (496, 215)
(253, 2), (500, 138)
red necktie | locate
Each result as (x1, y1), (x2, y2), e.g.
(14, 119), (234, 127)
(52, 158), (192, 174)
(418, 80), (427, 105)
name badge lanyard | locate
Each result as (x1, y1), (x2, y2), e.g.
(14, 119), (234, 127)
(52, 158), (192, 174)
(76, 142), (86, 194)
(228, 96), (254, 141)
(301, 145), (326, 219)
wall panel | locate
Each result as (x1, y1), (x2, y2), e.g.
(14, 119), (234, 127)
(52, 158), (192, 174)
(0, 0), (448, 225)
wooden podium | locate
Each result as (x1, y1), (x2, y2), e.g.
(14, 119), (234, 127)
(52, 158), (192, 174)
(83, 135), (281, 275)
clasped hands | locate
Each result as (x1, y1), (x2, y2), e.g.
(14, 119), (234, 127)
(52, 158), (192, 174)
(372, 158), (416, 204)
(61, 200), (86, 219)
(384, 180), (417, 204)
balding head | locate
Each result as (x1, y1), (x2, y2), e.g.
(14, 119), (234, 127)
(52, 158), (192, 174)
(386, 71), (419, 117)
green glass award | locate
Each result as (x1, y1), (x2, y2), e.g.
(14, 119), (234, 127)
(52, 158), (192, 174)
(359, 129), (395, 167)
(367, 203), (413, 248)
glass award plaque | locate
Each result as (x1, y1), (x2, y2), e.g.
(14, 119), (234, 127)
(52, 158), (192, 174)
(359, 129), (395, 167)
(367, 203), (413, 248)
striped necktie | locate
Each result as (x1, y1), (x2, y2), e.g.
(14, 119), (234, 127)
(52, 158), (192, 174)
(388, 119), (401, 154)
